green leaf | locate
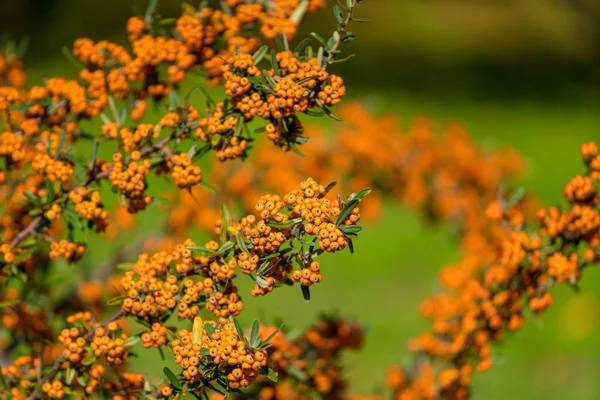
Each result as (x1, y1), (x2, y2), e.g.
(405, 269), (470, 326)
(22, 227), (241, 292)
(333, 5), (344, 24)
(235, 233), (250, 254)
(256, 275), (269, 289)
(124, 336), (141, 347)
(28, 208), (42, 216)
(64, 209), (84, 231)
(320, 103), (342, 122)
(169, 90), (180, 107)
(267, 218), (302, 229)
(0, 299), (20, 308)
(145, 0), (159, 24)
(341, 33), (358, 43)
(82, 354), (97, 366)
(23, 191), (39, 205)
(232, 318), (247, 345)
(65, 368), (76, 385)
(90, 139), (99, 168)
(107, 295), (126, 306)
(220, 203), (231, 245)
(289, 142), (306, 158)
(300, 285), (310, 302)
(348, 237), (354, 254)
(290, 0), (309, 24)
(504, 187), (526, 210)
(116, 263), (133, 271)
(304, 109), (325, 117)
(294, 38), (311, 55)
(119, 105), (127, 125)
(199, 181), (218, 195)
(339, 225), (362, 234)
(204, 323), (216, 337)
(319, 181), (337, 199)
(286, 365), (308, 381)
(217, 240), (235, 255)
(346, 0), (354, 7)
(55, 129), (67, 158)
(250, 319), (260, 347)
(336, 199), (359, 225)
(62, 46), (85, 69)
(186, 246), (216, 257)
(354, 188), (371, 201)
(271, 50), (280, 77)
(330, 54), (356, 64)
(258, 324), (283, 348)
(45, 135), (52, 155)
(266, 367), (279, 382)
(199, 347), (210, 356)
(310, 32), (327, 46)
(252, 45), (269, 65)
(43, 179), (55, 204)
(77, 375), (87, 387)
(162, 367), (182, 390)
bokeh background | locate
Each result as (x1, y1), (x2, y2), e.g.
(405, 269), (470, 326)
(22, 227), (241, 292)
(3, 0), (600, 398)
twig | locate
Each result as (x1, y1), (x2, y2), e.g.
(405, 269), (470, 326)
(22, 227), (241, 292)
(8, 123), (199, 250)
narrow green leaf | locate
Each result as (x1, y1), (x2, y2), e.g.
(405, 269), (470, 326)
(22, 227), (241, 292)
(339, 225), (362, 234)
(217, 240), (235, 255)
(199, 181), (218, 195)
(336, 199), (359, 225)
(354, 187), (371, 201)
(169, 90), (180, 107)
(256, 275), (269, 289)
(62, 46), (85, 69)
(0, 299), (20, 308)
(252, 45), (269, 65)
(271, 50), (280, 77)
(145, 0), (159, 24)
(504, 187), (526, 210)
(232, 318), (247, 345)
(300, 285), (310, 302)
(81, 355), (97, 366)
(310, 32), (327, 46)
(45, 135), (52, 155)
(267, 218), (301, 229)
(90, 139), (99, 169)
(333, 5), (344, 23)
(55, 129), (67, 158)
(186, 246), (216, 257)
(258, 324), (283, 348)
(23, 191), (39, 204)
(290, 0), (309, 24)
(235, 232), (250, 253)
(220, 203), (231, 245)
(294, 38), (311, 55)
(320, 104), (342, 122)
(250, 319), (260, 347)
(124, 336), (141, 347)
(319, 181), (337, 199)
(162, 367), (182, 390)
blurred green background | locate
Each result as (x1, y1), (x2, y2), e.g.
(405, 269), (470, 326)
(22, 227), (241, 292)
(4, 0), (600, 398)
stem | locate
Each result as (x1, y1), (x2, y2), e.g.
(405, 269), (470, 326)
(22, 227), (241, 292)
(25, 309), (126, 400)
(8, 123), (199, 250)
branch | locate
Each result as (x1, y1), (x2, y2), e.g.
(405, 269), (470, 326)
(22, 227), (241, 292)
(25, 309), (126, 400)
(8, 123), (199, 250)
